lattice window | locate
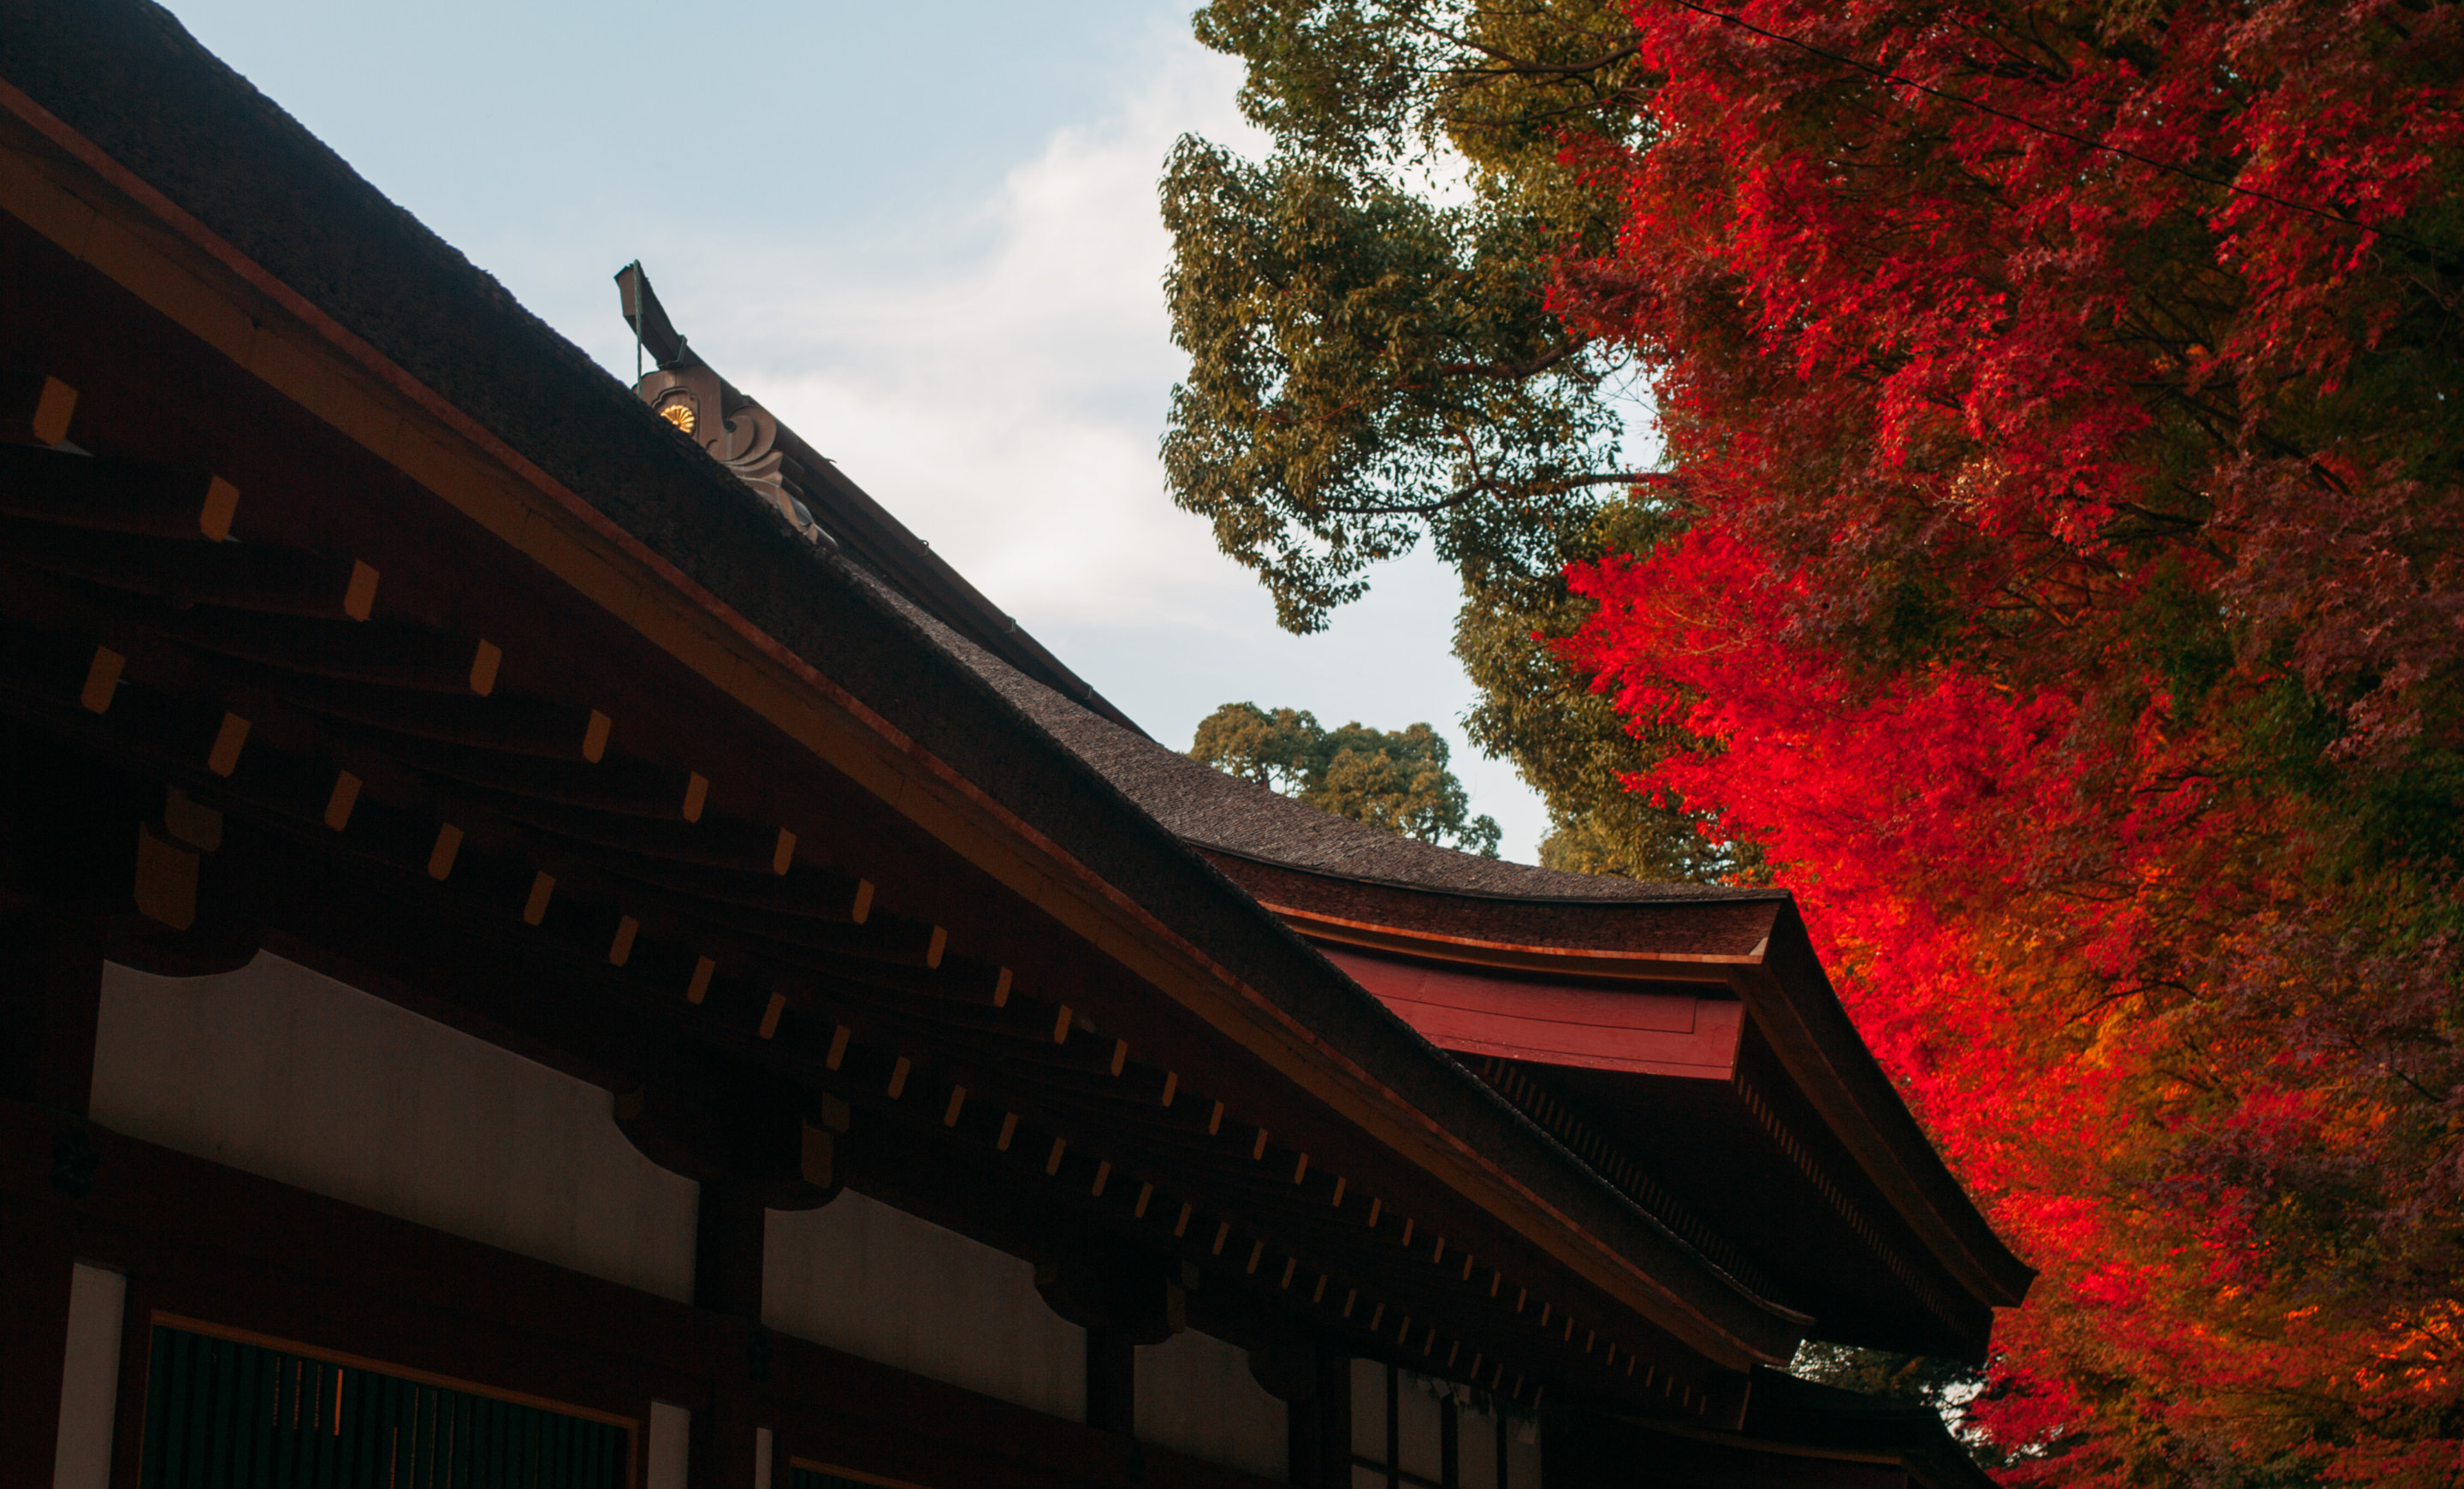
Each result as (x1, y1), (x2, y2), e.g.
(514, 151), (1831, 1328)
(140, 1323), (628, 1488)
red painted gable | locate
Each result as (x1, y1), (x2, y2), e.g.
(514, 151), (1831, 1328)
(1322, 948), (1743, 1080)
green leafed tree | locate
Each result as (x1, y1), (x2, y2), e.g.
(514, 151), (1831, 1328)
(1164, 0), (1644, 633)
(1162, 0), (1719, 883)
(1191, 703), (1502, 857)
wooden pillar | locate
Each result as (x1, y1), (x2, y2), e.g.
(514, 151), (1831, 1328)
(693, 1178), (766, 1320)
(1386, 1363), (1401, 1489)
(0, 1199), (78, 1485)
(1286, 1370), (1321, 1487)
(1087, 1326), (1136, 1436)
(0, 919), (103, 1484)
(1441, 1396), (1459, 1489)
(1287, 1343), (1353, 1489)
(0, 917), (103, 1116)
(691, 1178), (767, 1489)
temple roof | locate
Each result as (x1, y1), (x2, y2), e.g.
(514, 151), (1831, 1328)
(0, 0), (2024, 1405)
(847, 568), (1758, 904)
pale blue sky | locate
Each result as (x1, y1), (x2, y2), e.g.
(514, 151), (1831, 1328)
(160, 0), (1560, 858)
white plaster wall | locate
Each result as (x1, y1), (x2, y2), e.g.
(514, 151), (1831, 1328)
(1505, 1420), (1541, 1489)
(1352, 1358), (1387, 1460)
(1134, 1327), (1287, 1481)
(91, 952), (698, 1302)
(1395, 1375), (1443, 1483)
(763, 1191), (1083, 1421)
(1458, 1397), (1499, 1489)
(53, 1263), (125, 1489)
(648, 1402), (691, 1489)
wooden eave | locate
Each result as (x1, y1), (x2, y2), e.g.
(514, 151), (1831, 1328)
(0, 7), (1824, 1423)
(1562, 1367), (2000, 1489)
(1200, 854), (2035, 1356)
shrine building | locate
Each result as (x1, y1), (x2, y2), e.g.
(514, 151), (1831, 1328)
(0, 5), (2032, 1488)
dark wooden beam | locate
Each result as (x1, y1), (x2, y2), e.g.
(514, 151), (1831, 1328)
(151, 608), (499, 697)
(694, 1177), (767, 1321)
(1301, 1343), (1354, 1489)
(1087, 1328), (1135, 1437)
(0, 1193), (75, 1485)
(471, 794), (794, 876)
(0, 916), (102, 1116)
(283, 677), (610, 762)
(0, 442), (228, 540)
(375, 737), (701, 820)
(2, 516), (362, 619)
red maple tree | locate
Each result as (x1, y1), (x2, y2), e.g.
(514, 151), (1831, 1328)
(1548, 0), (2464, 1477)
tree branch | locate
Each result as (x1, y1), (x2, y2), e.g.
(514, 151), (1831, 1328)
(1434, 339), (1591, 380)
(1318, 472), (1651, 516)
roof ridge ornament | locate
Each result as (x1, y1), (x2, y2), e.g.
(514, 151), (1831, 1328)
(613, 261), (822, 543)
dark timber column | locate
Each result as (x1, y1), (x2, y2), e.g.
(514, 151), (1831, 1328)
(0, 918), (104, 1483)
(1282, 1343), (1352, 1489)
(1034, 1252), (1171, 1439)
(694, 1177), (767, 1320)
(691, 1178), (767, 1489)
(1283, 1360), (1321, 1488)
(1087, 1327), (1137, 1435)
(0, 917), (103, 1116)
(1386, 1363), (1401, 1489)
(1441, 1395), (1459, 1489)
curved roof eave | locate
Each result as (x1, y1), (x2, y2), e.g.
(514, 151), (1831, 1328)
(1224, 853), (2038, 1318)
(938, 652), (2035, 1325)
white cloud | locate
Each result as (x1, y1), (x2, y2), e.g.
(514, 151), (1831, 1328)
(670, 36), (1265, 634)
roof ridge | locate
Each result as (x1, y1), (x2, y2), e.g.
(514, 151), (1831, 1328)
(856, 587), (1772, 904)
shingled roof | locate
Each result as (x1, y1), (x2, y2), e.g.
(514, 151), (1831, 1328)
(843, 565), (1767, 905)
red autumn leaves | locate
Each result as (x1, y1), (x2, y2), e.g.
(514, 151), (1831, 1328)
(1548, 0), (2464, 1477)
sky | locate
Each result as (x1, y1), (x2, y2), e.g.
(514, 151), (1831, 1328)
(157, 0), (1559, 859)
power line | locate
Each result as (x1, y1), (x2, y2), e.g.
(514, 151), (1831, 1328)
(1654, 0), (2430, 249)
